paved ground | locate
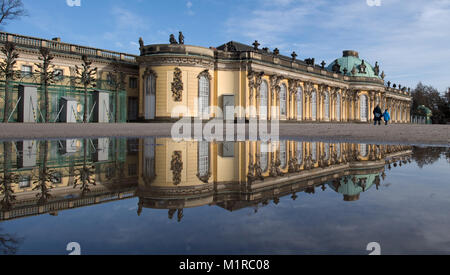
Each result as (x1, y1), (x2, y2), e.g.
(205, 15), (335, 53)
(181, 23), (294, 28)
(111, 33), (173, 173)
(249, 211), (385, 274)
(0, 123), (449, 146)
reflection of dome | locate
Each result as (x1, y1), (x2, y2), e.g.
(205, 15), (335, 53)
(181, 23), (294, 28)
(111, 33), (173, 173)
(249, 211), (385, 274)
(328, 173), (378, 201)
(327, 51), (380, 78)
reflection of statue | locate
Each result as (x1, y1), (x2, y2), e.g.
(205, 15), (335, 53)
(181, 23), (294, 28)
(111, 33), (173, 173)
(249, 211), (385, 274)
(169, 34), (178, 44)
(178, 32), (184, 45)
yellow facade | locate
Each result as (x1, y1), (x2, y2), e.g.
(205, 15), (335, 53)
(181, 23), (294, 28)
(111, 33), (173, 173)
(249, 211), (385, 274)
(138, 41), (412, 123)
(1, 32), (412, 123)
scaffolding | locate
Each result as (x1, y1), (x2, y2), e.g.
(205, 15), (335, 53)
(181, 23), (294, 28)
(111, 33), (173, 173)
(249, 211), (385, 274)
(0, 72), (127, 123)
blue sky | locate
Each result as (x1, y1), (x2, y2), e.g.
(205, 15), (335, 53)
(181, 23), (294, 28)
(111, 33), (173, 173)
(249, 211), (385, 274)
(2, 0), (450, 92)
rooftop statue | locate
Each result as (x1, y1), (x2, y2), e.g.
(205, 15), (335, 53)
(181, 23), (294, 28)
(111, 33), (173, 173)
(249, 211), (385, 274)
(169, 34), (178, 45)
(374, 61), (380, 76)
(178, 32), (184, 45)
(359, 60), (367, 74)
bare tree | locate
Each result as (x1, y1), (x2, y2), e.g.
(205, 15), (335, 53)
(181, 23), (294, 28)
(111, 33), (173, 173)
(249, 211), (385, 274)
(35, 47), (56, 122)
(0, 0), (26, 26)
(0, 141), (17, 210)
(75, 55), (97, 123)
(73, 139), (96, 196)
(32, 141), (56, 205)
(0, 41), (19, 123)
(107, 59), (126, 123)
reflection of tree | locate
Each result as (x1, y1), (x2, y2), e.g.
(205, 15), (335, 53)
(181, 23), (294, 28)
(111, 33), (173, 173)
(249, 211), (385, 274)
(0, 142), (17, 210)
(73, 139), (96, 196)
(0, 228), (22, 255)
(412, 147), (447, 168)
(33, 141), (57, 205)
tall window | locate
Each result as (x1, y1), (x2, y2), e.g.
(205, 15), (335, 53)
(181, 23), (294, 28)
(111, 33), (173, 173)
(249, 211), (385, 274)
(311, 91), (317, 120)
(360, 95), (368, 122)
(280, 141), (287, 168)
(297, 142), (303, 165)
(324, 92), (330, 120)
(260, 142), (268, 172)
(336, 93), (341, 121)
(198, 141), (209, 177)
(297, 87), (303, 120)
(336, 143), (341, 159)
(324, 143), (330, 160)
(144, 73), (156, 120)
(198, 75), (210, 117)
(260, 81), (268, 120)
(280, 84), (287, 116)
(311, 142), (317, 161)
(359, 144), (368, 157)
(129, 77), (138, 89)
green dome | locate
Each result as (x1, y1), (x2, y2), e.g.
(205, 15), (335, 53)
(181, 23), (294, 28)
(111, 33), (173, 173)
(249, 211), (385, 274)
(327, 51), (381, 79)
(327, 173), (378, 201)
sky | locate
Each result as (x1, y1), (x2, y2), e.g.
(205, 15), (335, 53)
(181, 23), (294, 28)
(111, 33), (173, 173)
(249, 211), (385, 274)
(2, 0), (450, 92)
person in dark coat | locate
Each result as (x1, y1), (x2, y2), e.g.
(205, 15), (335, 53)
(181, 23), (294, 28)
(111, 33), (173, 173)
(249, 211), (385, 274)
(373, 105), (382, 125)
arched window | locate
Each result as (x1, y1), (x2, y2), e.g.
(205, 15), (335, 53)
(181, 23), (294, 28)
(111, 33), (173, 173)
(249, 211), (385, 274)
(280, 141), (287, 168)
(324, 92), (330, 120)
(280, 84), (287, 116)
(198, 141), (209, 177)
(311, 90), (317, 120)
(360, 95), (368, 122)
(336, 93), (341, 121)
(260, 81), (268, 120)
(297, 86), (303, 120)
(198, 75), (210, 118)
(260, 142), (268, 172)
(297, 142), (303, 165)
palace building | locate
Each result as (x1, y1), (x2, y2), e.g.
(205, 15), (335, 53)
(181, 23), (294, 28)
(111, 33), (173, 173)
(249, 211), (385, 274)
(0, 32), (412, 123)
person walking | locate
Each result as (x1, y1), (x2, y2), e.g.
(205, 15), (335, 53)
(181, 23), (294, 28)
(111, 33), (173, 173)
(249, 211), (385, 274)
(373, 105), (382, 125)
(383, 109), (391, 125)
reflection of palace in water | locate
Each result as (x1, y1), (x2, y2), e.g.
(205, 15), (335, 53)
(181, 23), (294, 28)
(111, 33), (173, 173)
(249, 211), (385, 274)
(1, 138), (412, 221)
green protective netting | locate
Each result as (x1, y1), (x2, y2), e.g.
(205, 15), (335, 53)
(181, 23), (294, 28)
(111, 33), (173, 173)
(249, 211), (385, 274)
(0, 138), (127, 175)
(0, 74), (127, 123)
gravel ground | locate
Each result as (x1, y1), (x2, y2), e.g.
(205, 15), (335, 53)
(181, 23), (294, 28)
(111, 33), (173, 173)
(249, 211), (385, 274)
(0, 123), (449, 146)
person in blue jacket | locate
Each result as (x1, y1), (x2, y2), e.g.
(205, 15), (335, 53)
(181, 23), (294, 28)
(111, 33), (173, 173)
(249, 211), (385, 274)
(383, 109), (391, 125)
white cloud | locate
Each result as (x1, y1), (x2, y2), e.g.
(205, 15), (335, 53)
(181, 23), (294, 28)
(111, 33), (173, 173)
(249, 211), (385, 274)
(186, 1), (194, 16)
(225, 0), (450, 92)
